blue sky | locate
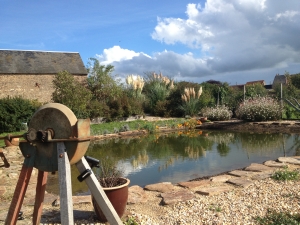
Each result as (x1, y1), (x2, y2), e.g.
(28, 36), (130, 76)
(1, 0), (300, 85)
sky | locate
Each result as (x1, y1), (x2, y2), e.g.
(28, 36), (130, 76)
(1, 0), (300, 85)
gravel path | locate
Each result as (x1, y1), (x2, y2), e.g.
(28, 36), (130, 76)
(127, 177), (300, 225)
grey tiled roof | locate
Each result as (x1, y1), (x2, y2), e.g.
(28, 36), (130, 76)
(0, 50), (87, 75)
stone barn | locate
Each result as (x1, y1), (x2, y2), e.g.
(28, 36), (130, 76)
(272, 74), (288, 89)
(0, 50), (87, 103)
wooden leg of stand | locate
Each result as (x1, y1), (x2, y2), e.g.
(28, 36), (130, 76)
(5, 165), (33, 225)
(57, 142), (74, 225)
(76, 157), (123, 225)
(32, 170), (48, 225)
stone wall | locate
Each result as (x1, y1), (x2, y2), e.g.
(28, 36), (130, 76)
(0, 74), (87, 103)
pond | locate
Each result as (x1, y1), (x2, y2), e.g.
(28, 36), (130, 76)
(46, 130), (300, 195)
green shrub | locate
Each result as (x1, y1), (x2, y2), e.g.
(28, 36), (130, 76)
(255, 209), (300, 225)
(0, 96), (38, 133)
(153, 100), (169, 117)
(235, 96), (281, 121)
(271, 167), (300, 181)
(201, 105), (232, 121)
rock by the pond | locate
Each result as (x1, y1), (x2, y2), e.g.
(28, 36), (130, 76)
(245, 163), (274, 172)
(144, 182), (175, 193)
(210, 175), (233, 183)
(264, 160), (286, 168)
(251, 172), (273, 180)
(196, 185), (234, 196)
(160, 190), (194, 205)
(228, 170), (257, 177)
(278, 157), (300, 165)
(128, 185), (148, 204)
(227, 178), (254, 188)
(177, 179), (210, 189)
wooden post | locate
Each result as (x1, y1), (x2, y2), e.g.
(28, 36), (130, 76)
(76, 157), (123, 225)
(57, 142), (74, 225)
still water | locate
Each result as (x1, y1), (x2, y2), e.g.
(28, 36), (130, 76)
(47, 130), (300, 195)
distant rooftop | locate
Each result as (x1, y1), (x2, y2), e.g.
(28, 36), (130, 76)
(0, 49), (87, 75)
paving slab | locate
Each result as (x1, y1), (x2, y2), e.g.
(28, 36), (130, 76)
(161, 190), (194, 205)
(226, 178), (254, 188)
(144, 182), (175, 193)
(178, 179), (211, 189)
(278, 157), (300, 165)
(245, 163), (274, 172)
(251, 172), (272, 180)
(128, 185), (148, 204)
(210, 174), (234, 182)
(196, 185), (234, 196)
(264, 160), (287, 168)
(228, 170), (258, 177)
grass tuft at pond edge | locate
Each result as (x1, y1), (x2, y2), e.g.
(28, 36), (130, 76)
(271, 166), (300, 181)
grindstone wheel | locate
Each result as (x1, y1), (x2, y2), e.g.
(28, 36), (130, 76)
(21, 103), (90, 172)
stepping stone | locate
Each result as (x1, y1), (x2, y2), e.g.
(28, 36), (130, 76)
(264, 160), (286, 168)
(210, 175), (234, 183)
(196, 185), (234, 196)
(245, 163), (274, 172)
(161, 190), (194, 205)
(251, 172), (272, 180)
(178, 179), (210, 189)
(278, 157), (300, 165)
(228, 170), (257, 177)
(128, 185), (148, 204)
(144, 182), (175, 193)
(227, 178), (253, 188)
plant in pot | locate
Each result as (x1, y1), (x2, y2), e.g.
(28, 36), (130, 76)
(92, 157), (130, 223)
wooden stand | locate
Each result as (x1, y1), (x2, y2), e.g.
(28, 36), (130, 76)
(5, 142), (122, 225)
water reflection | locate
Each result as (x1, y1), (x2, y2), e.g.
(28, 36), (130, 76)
(46, 130), (300, 195)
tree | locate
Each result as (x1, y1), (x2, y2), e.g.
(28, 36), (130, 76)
(52, 70), (92, 118)
(86, 58), (122, 102)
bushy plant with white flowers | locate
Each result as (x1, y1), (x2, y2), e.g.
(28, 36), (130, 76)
(235, 96), (282, 122)
(201, 105), (232, 121)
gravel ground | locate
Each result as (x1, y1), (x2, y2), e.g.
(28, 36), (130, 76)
(3, 165), (300, 225)
(126, 176), (300, 225)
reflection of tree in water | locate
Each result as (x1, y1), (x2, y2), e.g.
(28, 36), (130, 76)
(205, 132), (235, 157)
(282, 134), (300, 156)
(184, 145), (206, 159)
(237, 133), (290, 154)
(158, 155), (180, 172)
(132, 149), (149, 169)
(157, 131), (213, 171)
(217, 142), (230, 156)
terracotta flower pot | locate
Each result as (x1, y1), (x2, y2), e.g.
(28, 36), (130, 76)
(92, 177), (130, 223)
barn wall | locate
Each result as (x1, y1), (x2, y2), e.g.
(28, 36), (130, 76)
(0, 74), (86, 103)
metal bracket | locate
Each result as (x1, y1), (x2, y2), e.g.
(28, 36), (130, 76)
(77, 169), (92, 182)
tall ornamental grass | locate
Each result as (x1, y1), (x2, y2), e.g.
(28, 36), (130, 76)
(201, 105), (232, 121)
(235, 96), (281, 122)
(180, 87), (202, 116)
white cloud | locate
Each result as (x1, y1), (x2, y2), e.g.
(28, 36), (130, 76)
(96, 46), (151, 65)
(151, 0), (300, 74)
(97, 0), (300, 84)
